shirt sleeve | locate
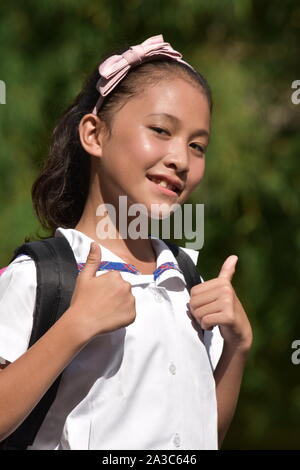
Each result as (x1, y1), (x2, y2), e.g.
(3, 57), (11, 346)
(0, 256), (36, 363)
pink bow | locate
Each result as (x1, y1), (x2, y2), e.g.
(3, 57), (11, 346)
(92, 34), (194, 114)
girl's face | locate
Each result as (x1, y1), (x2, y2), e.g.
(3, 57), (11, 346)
(97, 77), (210, 218)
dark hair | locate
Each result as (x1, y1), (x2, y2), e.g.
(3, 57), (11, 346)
(31, 48), (213, 238)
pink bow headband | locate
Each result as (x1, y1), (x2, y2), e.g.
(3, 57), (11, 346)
(92, 34), (195, 115)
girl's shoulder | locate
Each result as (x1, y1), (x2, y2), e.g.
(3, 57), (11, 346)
(0, 254), (37, 290)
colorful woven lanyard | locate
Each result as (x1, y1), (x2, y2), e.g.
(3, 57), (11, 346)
(0, 257), (183, 282)
(77, 261), (183, 281)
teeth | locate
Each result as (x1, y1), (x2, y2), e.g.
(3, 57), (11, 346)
(149, 176), (177, 192)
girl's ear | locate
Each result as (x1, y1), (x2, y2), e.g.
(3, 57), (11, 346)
(78, 113), (107, 158)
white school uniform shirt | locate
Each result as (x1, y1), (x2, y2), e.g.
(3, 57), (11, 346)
(0, 227), (224, 450)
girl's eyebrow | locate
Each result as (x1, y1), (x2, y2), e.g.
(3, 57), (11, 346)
(146, 112), (210, 140)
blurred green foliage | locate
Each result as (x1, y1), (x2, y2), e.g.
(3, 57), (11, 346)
(1, 0), (300, 449)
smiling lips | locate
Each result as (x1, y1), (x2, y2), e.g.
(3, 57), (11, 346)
(146, 174), (184, 195)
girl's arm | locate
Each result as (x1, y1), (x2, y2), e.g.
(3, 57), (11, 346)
(189, 255), (253, 449)
(0, 308), (89, 441)
(213, 339), (251, 448)
(0, 242), (136, 442)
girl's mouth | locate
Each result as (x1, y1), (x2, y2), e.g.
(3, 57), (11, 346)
(146, 175), (180, 197)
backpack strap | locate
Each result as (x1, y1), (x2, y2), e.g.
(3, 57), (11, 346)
(1, 237), (78, 450)
(163, 240), (204, 338)
(163, 240), (203, 292)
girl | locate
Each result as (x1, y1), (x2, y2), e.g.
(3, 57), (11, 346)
(0, 34), (252, 450)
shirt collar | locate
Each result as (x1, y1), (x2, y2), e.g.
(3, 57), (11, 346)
(55, 227), (196, 288)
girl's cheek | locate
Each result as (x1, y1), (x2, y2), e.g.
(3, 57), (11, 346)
(139, 137), (169, 164)
(132, 132), (155, 155)
(195, 155), (205, 173)
(188, 160), (206, 189)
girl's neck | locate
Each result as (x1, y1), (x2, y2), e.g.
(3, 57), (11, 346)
(74, 221), (157, 265)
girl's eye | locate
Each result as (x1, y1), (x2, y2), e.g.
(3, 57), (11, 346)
(190, 143), (206, 155)
(150, 128), (206, 155)
(150, 127), (169, 135)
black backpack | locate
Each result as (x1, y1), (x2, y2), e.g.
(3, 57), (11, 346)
(0, 236), (202, 450)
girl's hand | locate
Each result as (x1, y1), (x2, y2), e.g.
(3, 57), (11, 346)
(68, 242), (136, 340)
(189, 256), (253, 353)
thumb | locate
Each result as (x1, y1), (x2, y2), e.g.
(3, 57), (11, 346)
(218, 255), (238, 281)
(82, 242), (102, 278)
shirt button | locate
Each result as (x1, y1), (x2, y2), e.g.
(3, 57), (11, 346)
(169, 363), (176, 375)
(173, 433), (181, 447)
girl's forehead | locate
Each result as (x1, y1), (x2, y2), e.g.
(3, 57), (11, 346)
(116, 79), (210, 132)
(122, 78), (210, 118)
(145, 77), (204, 101)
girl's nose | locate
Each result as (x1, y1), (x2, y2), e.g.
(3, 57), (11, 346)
(163, 149), (189, 174)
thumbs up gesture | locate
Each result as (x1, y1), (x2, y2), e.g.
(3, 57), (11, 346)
(68, 242), (137, 342)
(189, 255), (253, 351)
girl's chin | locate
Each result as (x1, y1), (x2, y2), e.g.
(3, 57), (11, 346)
(143, 202), (178, 220)
(124, 194), (182, 219)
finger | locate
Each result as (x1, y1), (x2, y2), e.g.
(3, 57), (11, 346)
(191, 300), (223, 322)
(191, 277), (225, 296)
(81, 242), (102, 279)
(190, 288), (218, 311)
(200, 312), (229, 331)
(218, 255), (238, 281)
